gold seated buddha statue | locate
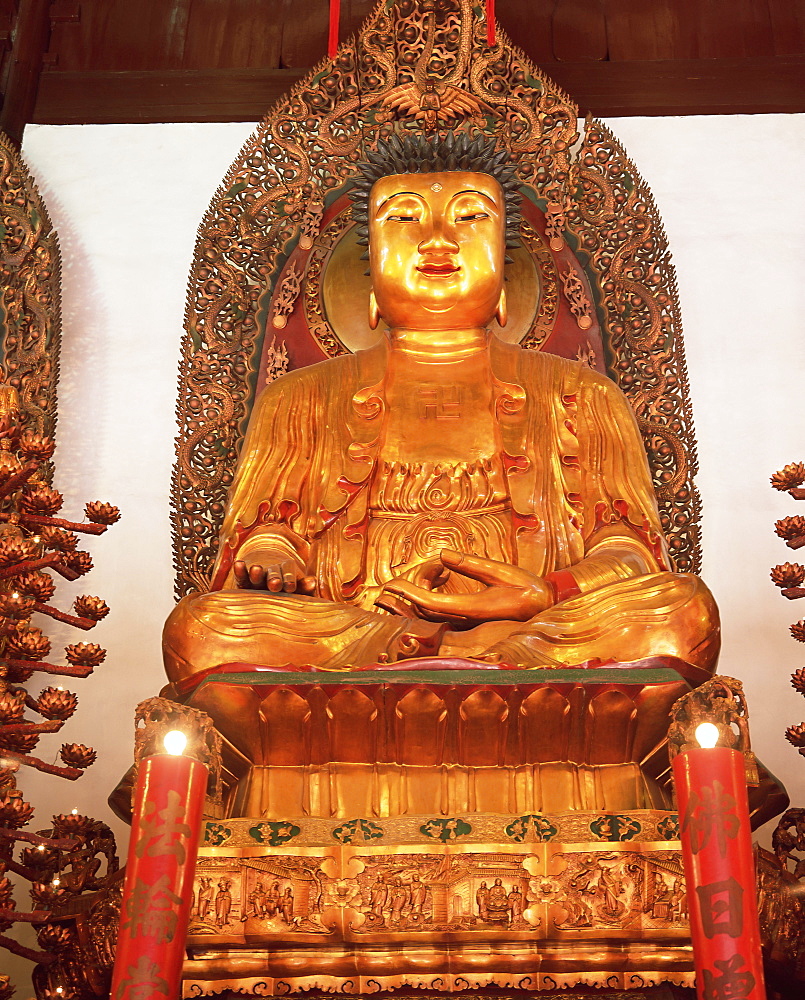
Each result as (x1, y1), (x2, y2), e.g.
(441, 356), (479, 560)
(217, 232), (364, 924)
(151, 132), (733, 825)
(99, 5), (792, 985)
(163, 133), (719, 689)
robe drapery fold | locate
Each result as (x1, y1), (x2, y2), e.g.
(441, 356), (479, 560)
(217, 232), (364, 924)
(211, 340), (669, 606)
(164, 340), (717, 679)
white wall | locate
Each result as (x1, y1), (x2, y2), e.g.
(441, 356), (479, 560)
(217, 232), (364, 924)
(6, 115), (804, 984)
(609, 115), (805, 822)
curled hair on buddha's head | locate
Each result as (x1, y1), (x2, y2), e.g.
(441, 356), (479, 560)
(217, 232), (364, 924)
(350, 130), (522, 249)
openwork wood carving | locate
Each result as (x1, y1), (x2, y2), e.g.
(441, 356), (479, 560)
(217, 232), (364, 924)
(667, 675), (759, 786)
(133, 696), (223, 807)
(0, 132), (60, 443)
(172, 0), (702, 598)
(571, 119), (701, 573)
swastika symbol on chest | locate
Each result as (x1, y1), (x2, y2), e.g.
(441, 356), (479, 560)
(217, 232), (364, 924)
(417, 385), (462, 420)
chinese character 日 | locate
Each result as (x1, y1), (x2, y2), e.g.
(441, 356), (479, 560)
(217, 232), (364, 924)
(695, 877), (744, 939)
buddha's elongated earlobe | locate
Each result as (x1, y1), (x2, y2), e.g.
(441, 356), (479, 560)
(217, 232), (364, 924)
(495, 288), (508, 327)
(369, 290), (380, 330)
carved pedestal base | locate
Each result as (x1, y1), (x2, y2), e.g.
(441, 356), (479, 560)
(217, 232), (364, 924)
(179, 664), (698, 996)
(182, 990), (694, 1000)
(183, 811), (693, 996)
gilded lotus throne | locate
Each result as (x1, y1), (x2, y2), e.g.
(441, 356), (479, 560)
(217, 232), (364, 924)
(145, 2), (779, 993)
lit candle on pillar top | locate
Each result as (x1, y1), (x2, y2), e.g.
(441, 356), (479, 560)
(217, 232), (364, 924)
(672, 721), (766, 1000)
(110, 729), (208, 1000)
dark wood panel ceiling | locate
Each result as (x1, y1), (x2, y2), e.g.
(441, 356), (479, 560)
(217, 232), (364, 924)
(2, 0), (804, 141)
(39, 0), (805, 69)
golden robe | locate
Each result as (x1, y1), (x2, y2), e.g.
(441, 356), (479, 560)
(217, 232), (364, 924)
(163, 339), (719, 682)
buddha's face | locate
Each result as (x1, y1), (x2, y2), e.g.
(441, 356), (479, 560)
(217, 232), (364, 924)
(368, 170), (506, 331)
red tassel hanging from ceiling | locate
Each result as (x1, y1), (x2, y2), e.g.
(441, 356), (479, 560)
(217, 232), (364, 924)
(487, 0), (495, 45)
(329, 0), (341, 58)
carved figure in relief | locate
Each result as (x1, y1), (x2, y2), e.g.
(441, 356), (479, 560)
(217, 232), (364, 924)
(214, 878), (232, 927)
(558, 855), (629, 928)
(389, 878), (408, 923)
(476, 880), (489, 920)
(593, 864), (625, 922)
(485, 878), (510, 923)
(163, 131), (720, 690)
(410, 874), (428, 915)
(370, 877), (387, 916)
(196, 876), (212, 922)
(370, 877), (387, 915)
(247, 881), (267, 919)
(564, 866), (596, 928)
(354, 863), (438, 929)
(266, 880), (281, 918)
(650, 875), (671, 920)
(669, 878), (687, 921)
(280, 886), (295, 924)
(550, 852), (696, 932)
(507, 885), (524, 924)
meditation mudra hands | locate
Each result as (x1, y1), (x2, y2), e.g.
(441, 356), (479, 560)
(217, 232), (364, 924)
(234, 549), (553, 630)
(380, 549), (553, 629)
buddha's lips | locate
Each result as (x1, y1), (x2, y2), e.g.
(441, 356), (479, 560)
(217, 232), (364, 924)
(417, 261), (459, 276)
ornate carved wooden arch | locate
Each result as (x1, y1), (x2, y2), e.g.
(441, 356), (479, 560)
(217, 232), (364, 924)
(0, 131), (61, 444)
(171, 0), (701, 599)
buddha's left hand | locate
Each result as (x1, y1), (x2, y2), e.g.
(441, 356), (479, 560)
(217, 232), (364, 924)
(380, 549), (553, 628)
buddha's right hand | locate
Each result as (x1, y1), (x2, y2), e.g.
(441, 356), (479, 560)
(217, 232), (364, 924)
(233, 558), (316, 595)
(380, 550), (554, 628)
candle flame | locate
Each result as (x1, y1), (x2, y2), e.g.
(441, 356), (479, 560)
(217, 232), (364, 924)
(695, 722), (719, 749)
(164, 730), (187, 756)
(52, 877), (60, 886)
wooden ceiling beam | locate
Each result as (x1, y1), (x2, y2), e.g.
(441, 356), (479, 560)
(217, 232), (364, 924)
(2, 0), (54, 146)
(31, 55), (805, 124)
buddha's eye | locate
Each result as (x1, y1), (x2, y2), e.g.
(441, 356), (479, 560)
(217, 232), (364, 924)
(455, 211), (489, 223)
(387, 214), (420, 223)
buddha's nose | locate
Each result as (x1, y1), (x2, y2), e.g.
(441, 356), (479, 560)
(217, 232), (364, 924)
(419, 222), (459, 254)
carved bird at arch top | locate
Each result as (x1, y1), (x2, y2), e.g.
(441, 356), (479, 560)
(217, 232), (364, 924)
(380, 80), (489, 130)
